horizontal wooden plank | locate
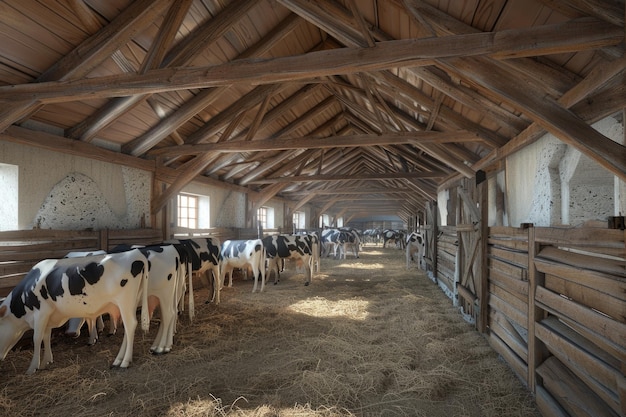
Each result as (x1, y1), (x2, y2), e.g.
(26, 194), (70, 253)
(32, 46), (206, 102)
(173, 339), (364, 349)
(535, 286), (626, 354)
(545, 273), (625, 324)
(536, 356), (617, 417)
(0, 229), (99, 241)
(534, 227), (625, 249)
(538, 246), (625, 278)
(488, 237), (529, 252)
(489, 309), (528, 363)
(489, 226), (529, 239)
(490, 282), (528, 314)
(489, 256), (527, 279)
(535, 256), (626, 300)
(535, 385), (571, 417)
(488, 266), (529, 301)
(490, 246), (528, 268)
(0, 261), (37, 276)
(489, 291), (527, 330)
(487, 330), (528, 384)
(536, 321), (622, 414)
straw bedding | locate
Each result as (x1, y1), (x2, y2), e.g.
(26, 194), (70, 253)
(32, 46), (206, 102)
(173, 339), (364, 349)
(0, 246), (540, 417)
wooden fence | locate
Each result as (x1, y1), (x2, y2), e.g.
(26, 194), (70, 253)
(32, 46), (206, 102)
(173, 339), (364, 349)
(465, 225), (624, 417)
(0, 226), (291, 297)
(0, 228), (164, 297)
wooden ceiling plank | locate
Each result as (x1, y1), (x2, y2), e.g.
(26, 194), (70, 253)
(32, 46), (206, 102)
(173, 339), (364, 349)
(39, 0), (171, 82)
(535, 0), (624, 26)
(71, 1), (288, 145)
(3, 18), (621, 103)
(161, 0), (258, 68)
(277, 0), (370, 47)
(0, 0), (172, 133)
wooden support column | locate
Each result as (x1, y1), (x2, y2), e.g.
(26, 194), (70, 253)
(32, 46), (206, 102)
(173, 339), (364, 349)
(527, 224), (548, 392)
(478, 170), (489, 333)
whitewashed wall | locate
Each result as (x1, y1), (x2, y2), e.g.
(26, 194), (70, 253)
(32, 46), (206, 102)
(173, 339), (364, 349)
(505, 114), (623, 227)
(0, 141), (151, 231)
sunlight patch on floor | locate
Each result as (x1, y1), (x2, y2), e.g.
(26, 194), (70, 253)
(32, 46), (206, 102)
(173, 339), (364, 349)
(336, 262), (384, 270)
(288, 296), (370, 320)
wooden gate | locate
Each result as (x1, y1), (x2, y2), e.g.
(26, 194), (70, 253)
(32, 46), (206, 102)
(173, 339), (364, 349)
(456, 176), (488, 332)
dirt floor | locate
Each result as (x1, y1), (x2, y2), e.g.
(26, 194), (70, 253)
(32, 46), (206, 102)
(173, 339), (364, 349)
(0, 246), (541, 417)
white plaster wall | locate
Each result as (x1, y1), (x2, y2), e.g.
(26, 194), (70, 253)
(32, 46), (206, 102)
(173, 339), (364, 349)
(0, 141), (150, 230)
(505, 115), (624, 227)
(437, 189), (449, 226)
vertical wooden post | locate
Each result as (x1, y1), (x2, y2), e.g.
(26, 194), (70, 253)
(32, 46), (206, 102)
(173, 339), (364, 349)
(478, 172), (489, 333)
(98, 228), (109, 251)
(527, 224), (547, 391)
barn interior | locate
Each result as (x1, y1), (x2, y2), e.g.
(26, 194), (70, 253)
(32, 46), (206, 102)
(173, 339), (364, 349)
(0, 1), (625, 417)
(1, 0), (624, 227)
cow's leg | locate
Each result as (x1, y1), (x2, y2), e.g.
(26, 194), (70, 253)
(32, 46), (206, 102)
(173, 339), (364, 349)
(210, 265), (221, 304)
(27, 318), (50, 374)
(259, 261), (266, 292)
(251, 264), (258, 293)
(186, 269), (194, 322)
(271, 258), (280, 284)
(112, 307), (138, 368)
(304, 256), (312, 286)
(151, 295), (176, 354)
(86, 317), (99, 345)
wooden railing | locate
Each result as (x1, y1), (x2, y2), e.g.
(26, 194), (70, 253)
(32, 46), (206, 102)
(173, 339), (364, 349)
(0, 228), (163, 297)
(483, 225), (625, 417)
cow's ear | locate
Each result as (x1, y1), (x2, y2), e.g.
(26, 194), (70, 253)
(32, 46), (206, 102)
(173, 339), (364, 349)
(0, 305), (6, 318)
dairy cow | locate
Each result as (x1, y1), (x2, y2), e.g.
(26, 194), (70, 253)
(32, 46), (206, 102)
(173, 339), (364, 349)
(63, 250), (117, 345)
(406, 231), (425, 269)
(134, 243), (192, 354)
(0, 249), (149, 374)
(362, 229), (381, 246)
(320, 228), (348, 258)
(303, 232), (321, 273)
(220, 239), (266, 293)
(339, 227), (361, 259)
(168, 237), (221, 304)
(262, 234), (313, 286)
(382, 229), (405, 249)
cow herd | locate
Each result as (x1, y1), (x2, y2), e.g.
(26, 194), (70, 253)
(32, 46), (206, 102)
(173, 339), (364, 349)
(0, 228), (423, 374)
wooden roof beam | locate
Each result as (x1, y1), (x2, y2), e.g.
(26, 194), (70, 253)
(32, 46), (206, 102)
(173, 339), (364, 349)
(3, 18), (621, 103)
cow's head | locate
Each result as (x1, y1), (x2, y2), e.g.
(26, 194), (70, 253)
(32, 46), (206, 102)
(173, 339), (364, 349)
(0, 297), (32, 362)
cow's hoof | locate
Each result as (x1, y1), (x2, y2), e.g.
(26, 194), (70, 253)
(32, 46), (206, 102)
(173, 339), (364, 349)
(305, 282), (310, 286)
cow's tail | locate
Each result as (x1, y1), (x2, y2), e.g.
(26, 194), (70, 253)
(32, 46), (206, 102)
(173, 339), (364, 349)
(140, 260), (150, 333)
(187, 260), (195, 322)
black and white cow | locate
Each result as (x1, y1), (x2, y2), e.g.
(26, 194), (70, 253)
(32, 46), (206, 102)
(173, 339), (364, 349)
(339, 227), (361, 259)
(134, 243), (192, 354)
(220, 239), (266, 293)
(320, 228), (349, 259)
(169, 237), (221, 304)
(303, 232), (321, 273)
(63, 250), (116, 345)
(0, 249), (149, 374)
(262, 234), (313, 286)
(362, 229), (382, 246)
(382, 229), (405, 249)
(406, 231), (425, 269)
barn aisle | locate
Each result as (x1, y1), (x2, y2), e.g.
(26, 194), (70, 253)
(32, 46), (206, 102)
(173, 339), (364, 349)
(0, 246), (540, 417)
